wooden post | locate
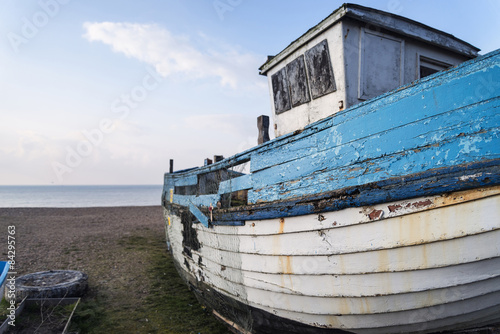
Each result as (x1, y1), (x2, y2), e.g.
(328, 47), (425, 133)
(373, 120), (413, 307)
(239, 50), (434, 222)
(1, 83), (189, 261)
(214, 155), (224, 163)
(169, 159), (174, 173)
(257, 115), (270, 145)
(204, 158), (213, 166)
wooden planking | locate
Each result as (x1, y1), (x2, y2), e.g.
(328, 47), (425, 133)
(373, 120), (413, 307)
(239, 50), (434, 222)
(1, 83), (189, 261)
(196, 195), (500, 256)
(189, 203), (209, 228)
(245, 279), (500, 316)
(188, 229), (500, 275)
(252, 98), (500, 179)
(186, 241), (500, 297)
(249, 105), (500, 203)
(171, 193), (219, 208)
(249, 136), (500, 204)
(181, 252), (500, 315)
(163, 51), (500, 204)
(242, 259), (500, 298)
(178, 243), (500, 331)
(248, 55), (500, 202)
(252, 95), (499, 177)
(173, 174), (198, 187)
(268, 299), (500, 334)
(163, 51), (500, 213)
(218, 174), (253, 194)
(205, 186), (500, 236)
(213, 162), (500, 222)
(170, 230), (500, 332)
(173, 246), (500, 334)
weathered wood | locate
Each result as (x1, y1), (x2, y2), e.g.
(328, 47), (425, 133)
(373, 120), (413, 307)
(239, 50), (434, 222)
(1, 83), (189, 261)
(199, 196), (500, 256)
(189, 203), (209, 228)
(271, 67), (291, 114)
(212, 161), (500, 222)
(286, 56), (311, 107)
(305, 39), (336, 99)
(257, 115), (270, 145)
(218, 174), (252, 194)
(184, 229), (500, 275)
(173, 174), (197, 187)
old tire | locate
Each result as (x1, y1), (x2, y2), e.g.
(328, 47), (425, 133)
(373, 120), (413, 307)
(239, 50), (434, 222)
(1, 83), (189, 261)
(12, 270), (88, 302)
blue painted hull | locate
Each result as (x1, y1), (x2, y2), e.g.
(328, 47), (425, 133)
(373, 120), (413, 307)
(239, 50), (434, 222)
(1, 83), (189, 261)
(162, 49), (500, 333)
(163, 48), (500, 222)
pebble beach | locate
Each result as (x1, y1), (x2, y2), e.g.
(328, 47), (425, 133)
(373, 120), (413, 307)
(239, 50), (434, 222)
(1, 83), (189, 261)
(0, 206), (228, 333)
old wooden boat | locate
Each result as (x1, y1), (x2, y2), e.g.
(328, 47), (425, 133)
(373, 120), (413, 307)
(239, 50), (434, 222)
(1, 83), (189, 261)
(162, 4), (500, 333)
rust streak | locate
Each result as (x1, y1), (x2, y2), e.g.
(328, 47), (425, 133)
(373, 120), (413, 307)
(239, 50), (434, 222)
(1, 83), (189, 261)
(278, 218), (285, 234)
(279, 255), (293, 275)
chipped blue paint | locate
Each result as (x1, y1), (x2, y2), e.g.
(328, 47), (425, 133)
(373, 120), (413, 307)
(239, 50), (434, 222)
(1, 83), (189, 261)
(172, 194), (219, 208)
(249, 127), (500, 203)
(213, 161), (500, 222)
(189, 203), (209, 228)
(163, 49), (500, 226)
(218, 174), (252, 194)
(173, 175), (198, 187)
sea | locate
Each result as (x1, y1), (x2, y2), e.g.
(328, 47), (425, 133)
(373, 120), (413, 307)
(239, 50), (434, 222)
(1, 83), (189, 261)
(0, 185), (164, 208)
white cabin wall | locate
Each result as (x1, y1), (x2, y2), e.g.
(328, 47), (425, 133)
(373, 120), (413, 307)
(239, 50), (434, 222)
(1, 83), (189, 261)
(343, 19), (473, 109)
(267, 23), (347, 138)
(403, 40), (471, 81)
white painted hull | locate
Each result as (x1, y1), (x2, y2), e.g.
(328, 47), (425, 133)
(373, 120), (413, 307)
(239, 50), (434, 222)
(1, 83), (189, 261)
(165, 186), (500, 333)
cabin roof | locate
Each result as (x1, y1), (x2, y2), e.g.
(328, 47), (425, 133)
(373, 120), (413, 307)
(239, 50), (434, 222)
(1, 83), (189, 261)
(259, 3), (480, 75)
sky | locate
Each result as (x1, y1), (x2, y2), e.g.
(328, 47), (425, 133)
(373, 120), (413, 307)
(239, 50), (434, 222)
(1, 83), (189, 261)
(1, 0), (499, 185)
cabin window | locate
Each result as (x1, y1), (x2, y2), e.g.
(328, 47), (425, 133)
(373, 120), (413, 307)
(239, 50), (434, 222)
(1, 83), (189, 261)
(271, 39), (337, 114)
(271, 67), (292, 114)
(419, 55), (452, 79)
(305, 39), (337, 99)
(286, 55), (311, 107)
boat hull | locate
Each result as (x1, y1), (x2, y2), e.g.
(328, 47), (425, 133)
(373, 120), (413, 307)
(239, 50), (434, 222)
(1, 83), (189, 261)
(162, 49), (500, 333)
(164, 187), (500, 333)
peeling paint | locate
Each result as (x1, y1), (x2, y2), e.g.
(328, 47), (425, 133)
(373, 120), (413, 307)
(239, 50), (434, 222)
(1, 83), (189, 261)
(368, 209), (384, 220)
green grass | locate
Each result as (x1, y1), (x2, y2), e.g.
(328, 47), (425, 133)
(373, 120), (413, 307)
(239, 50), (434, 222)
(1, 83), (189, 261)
(6, 301), (78, 333)
(70, 233), (229, 334)
(144, 248), (229, 334)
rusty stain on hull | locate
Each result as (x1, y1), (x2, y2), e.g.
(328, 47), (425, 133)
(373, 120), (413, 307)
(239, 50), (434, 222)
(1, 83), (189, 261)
(279, 218), (286, 234)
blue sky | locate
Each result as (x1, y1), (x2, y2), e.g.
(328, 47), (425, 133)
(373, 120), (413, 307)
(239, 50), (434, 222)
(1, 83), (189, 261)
(1, 0), (499, 185)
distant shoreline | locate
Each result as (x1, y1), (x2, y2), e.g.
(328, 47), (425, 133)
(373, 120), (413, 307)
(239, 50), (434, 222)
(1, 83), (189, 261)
(0, 185), (163, 208)
(0, 205), (162, 209)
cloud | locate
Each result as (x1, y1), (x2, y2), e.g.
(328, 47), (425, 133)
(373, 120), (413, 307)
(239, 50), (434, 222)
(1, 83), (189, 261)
(83, 22), (265, 89)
